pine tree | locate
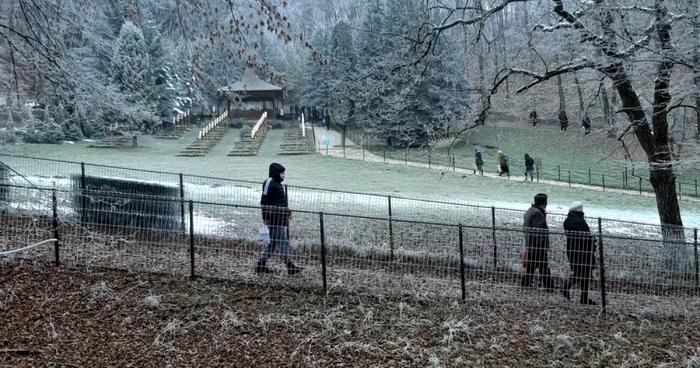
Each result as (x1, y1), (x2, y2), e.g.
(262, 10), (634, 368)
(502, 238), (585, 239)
(112, 20), (153, 103)
(327, 21), (357, 135)
(143, 18), (174, 121)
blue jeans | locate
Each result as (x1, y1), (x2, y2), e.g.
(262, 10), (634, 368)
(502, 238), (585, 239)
(260, 226), (290, 263)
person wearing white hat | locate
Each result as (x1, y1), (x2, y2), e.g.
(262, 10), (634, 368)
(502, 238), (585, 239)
(562, 201), (597, 305)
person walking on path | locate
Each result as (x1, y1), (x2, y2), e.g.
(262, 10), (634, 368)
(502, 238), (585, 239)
(558, 110), (569, 132)
(524, 154), (535, 182)
(474, 148), (484, 175)
(582, 116), (591, 135)
(324, 112), (331, 131)
(521, 193), (555, 291)
(255, 163), (303, 275)
(561, 201), (598, 305)
(530, 110), (538, 127)
(497, 150), (510, 177)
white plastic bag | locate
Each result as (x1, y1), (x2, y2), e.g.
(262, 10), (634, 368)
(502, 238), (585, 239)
(258, 225), (271, 245)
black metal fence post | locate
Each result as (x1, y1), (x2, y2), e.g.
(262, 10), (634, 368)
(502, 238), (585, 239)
(459, 224), (465, 301)
(179, 173), (185, 233)
(695, 228), (699, 293)
(388, 196), (394, 261)
(383, 150), (386, 163)
(452, 157), (456, 172)
(639, 177), (642, 195)
(52, 189), (60, 266)
(536, 166), (539, 183)
(679, 182), (682, 200)
(602, 174), (605, 192)
(284, 185), (290, 240)
(597, 217), (607, 314)
(491, 206), (497, 269)
(558, 165), (561, 181)
(189, 200), (195, 280)
(320, 212), (327, 293)
(80, 162), (87, 224)
(568, 171), (571, 187)
(589, 168), (591, 185)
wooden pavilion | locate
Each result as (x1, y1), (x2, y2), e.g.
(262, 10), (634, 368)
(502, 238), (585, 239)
(218, 68), (283, 119)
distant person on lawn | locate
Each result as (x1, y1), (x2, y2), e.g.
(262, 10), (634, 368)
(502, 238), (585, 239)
(582, 116), (591, 135)
(524, 154), (535, 182)
(324, 112), (331, 131)
(521, 193), (554, 291)
(256, 163), (303, 275)
(529, 110), (538, 127)
(497, 150), (509, 177)
(559, 110), (569, 132)
(474, 148), (484, 175)
(561, 201), (597, 305)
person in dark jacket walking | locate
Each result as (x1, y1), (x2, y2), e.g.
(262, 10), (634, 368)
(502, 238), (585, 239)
(474, 148), (484, 175)
(497, 150), (509, 177)
(324, 112), (331, 131)
(256, 163), (303, 275)
(521, 193), (554, 291)
(582, 116), (591, 135)
(529, 110), (538, 127)
(561, 202), (597, 305)
(524, 154), (535, 182)
(559, 110), (569, 132)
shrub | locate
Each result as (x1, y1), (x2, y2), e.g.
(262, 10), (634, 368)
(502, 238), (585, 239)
(240, 124), (252, 139)
(230, 118), (245, 129)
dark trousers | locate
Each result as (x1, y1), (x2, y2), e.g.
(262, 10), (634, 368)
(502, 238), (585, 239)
(564, 251), (593, 302)
(521, 247), (554, 290)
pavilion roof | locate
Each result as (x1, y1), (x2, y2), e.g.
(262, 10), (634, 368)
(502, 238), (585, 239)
(219, 68), (282, 93)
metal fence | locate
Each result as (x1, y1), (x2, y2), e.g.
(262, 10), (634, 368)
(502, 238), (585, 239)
(0, 153), (693, 243)
(1, 185), (699, 315)
(334, 130), (700, 199)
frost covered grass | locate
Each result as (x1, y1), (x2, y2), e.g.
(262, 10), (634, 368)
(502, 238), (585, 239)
(4, 137), (700, 230)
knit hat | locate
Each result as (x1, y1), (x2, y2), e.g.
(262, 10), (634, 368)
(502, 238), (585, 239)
(534, 193), (548, 205)
(569, 201), (584, 212)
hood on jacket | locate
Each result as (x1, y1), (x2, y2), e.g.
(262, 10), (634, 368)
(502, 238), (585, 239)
(497, 150), (503, 156)
(475, 148), (481, 154)
(524, 153), (530, 160)
(268, 163), (286, 182)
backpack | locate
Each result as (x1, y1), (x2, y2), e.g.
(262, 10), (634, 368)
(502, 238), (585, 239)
(503, 154), (508, 163)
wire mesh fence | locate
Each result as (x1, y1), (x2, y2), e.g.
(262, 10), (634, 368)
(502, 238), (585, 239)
(1, 153), (690, 242)
(1, 185), (699, 315)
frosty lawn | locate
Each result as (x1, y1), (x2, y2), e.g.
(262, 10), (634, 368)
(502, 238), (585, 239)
(4, 128), (700, 229)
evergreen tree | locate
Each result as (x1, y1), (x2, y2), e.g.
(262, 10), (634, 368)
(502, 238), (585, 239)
(143, 18), (174, 121)
(300, 29), (329, 108)
(327, 21), (357, 139)
(112, 20), (153, 103)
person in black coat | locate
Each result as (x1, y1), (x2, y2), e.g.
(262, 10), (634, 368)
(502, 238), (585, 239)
(561, 201), (597, 305)
(559, 110), (569, 132)
(582, 116), (591, 135)
(524, 154), (535, 182)
(529, 110), (538, 127)
(256, 163), (303, 275)
(474, 148), (484, 175)
(521, 193), (554, 291)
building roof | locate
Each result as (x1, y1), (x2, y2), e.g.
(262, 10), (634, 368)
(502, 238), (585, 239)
(219, 68), (282, 93)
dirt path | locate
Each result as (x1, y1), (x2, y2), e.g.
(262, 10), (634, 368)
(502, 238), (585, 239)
(312, 128), (700, 202)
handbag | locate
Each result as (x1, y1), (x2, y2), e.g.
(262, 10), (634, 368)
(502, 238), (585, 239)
(257, 225), (271, 245)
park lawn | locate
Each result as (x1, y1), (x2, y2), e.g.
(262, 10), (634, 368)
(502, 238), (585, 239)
(368, 124), (700, 193)
(4, 132), (700, 227)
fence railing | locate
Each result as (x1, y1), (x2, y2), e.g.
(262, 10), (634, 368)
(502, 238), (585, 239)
(333, 130), (700, 199)
(1, 186), (698, 315)
(0, 153), (694, 242)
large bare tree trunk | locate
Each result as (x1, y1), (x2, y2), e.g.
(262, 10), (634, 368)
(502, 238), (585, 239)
(573, 72), (584, 119)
